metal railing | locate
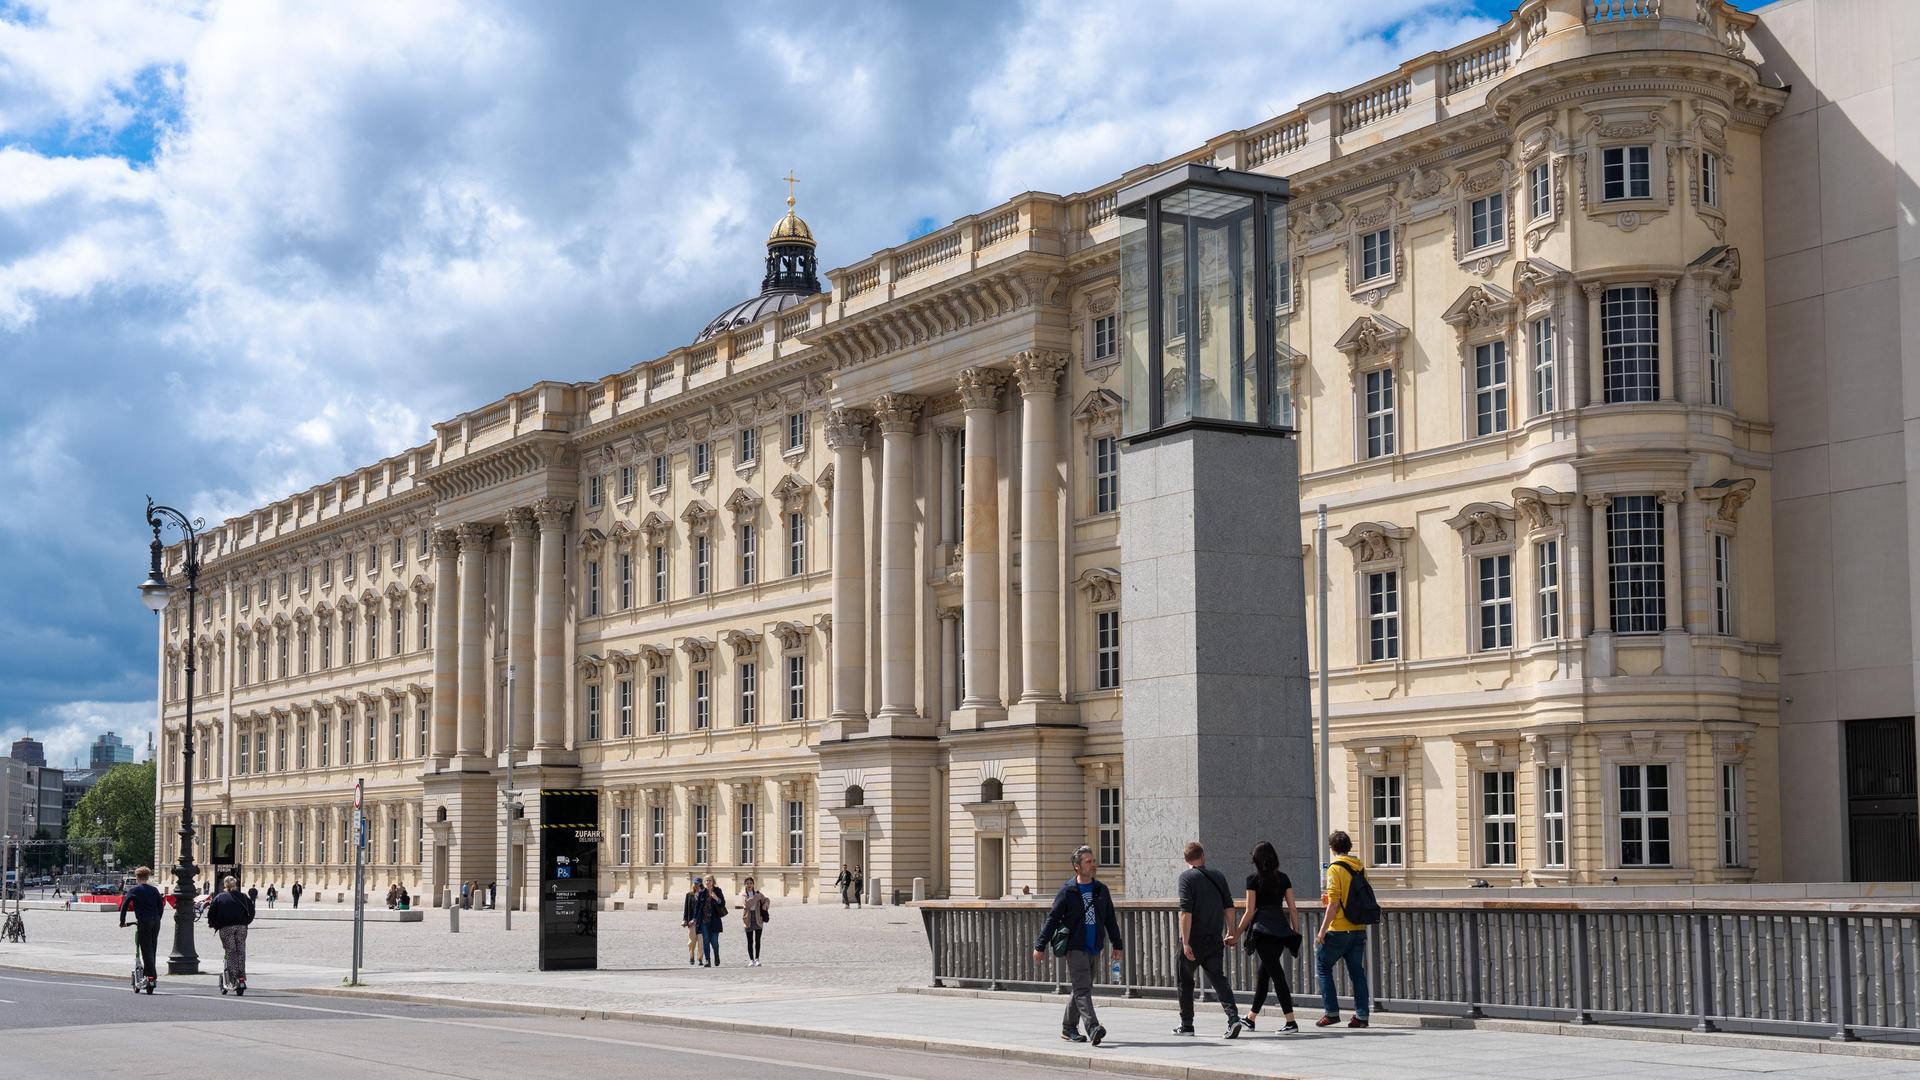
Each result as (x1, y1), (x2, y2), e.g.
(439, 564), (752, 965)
(917, 898), (1920, 1043)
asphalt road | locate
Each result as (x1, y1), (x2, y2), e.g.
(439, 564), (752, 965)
(0, 969), (1091, 1079)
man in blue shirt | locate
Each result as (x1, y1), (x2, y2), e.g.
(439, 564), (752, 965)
(1032, 845), (1124, 1047)
(117, 867), (166, 990)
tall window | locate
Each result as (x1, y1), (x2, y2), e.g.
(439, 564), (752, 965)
(1712, 533), (1734, 636)
(320, 624), (331, 669)
(693, 804), (709, 865)
(652, 545), (667, 604)
(366, 611), (379, 660)
(416, 707), (427, 758)
(343, 612), (355, 663)
(652, 454), (669, 491)
(1094, 610), (1121, 690)
(1700, 150), (1720, 208)
(694, 536), (711, 595)
(417, 602), (429, 652)
(1477, 554), (1513, 651)
(1530, 316), (1555, 415)
(786, 411), (806, 452)
(737, 801), (755, 865)
(1541, 765), (1567, 868)
(391, 603), (403, 655)
(585, 683), (601, 740)
(277, 632), (289, 678)
(1366, 570), (1400, 662)
(297, 724), (308, 770)
(651, 674), (668, 734)
(276, 726), (287, 771)
(618, 552), (632, 610)
(1607, 495), (1666, 633)
(1370, 775), (1404, 866)
(1093, 435), (1119, 514)
(786, 800), (805, 865)
(1617, 763), (1671, 867)
(1601, 145), (1651, 201)
(739, 523), (757, 585)
(1536, 539), (1562, 640)
(1363, 368), (1396, 459)
(298, 627), (311, 674)
(617, 808), (632, 865)
(1473, 341), (1509, 436)
(318, 720), (330, 768)
(738, 426), (758, 464)
(365, 712), (376, 762)
(693, 668), (711, 729)
(618, 678), (635, 738)
(1469, 191), (1505, 250)
(787, 512), (806, 576)
(1601, 285), (1658, 403)
(1097, 787), (1123, 867)
(739, 662), (757, 726)
(589, 473), (604, 507)
(340, 716), (352, 765)
(1719, 763), (1744, 867)
(1092, 313), (1117, 362)
(390, 708), (402, 759)
(1481, 770), (1517, 866)
(587, 559), (601, 616)
(1529, 160), (1552, 219)
(255, 730), (267, 773)
(651, 805), (666, 865)
(693, 440), (711, 478)
(258, 637), (270, 679)
(239, 643), (249, 685)
(1705, 306), (1728, 407)
(786, 654), (806, 722)
(1359, 227), (1392, 282)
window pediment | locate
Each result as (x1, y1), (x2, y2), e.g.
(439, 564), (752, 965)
(771, 474), (812, 510)
(1441, 283), (1515, 343)
(1338, 521), (1410, 565)
(680, 499), (716, 536)
(723, 488), (762, 523)
(638, 511), (673, 541)
(1445, 502), (1518, 549)
(1511, 486), (1574, 532)
(1334, 314), (1408, 370)
(722, 629), (761, 658)
(1073, 389), (1123, 432)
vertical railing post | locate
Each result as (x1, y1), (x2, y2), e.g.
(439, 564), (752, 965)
(1370, 914), (1389, 1013)
(1691, 913), (1717, 1033)
(926, 907), (944, 987)
(1123, 909), (1140, 997)
(1570, 911), (1593, 1024)
(1464, 910), (1485, 1019)
(1830, 916), (1858, 1042)
(988, 911), (1002, 991)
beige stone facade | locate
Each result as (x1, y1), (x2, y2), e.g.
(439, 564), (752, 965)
(155, 0), (1817, 903)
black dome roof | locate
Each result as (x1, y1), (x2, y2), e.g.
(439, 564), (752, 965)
(693, 193), (824, 345)
(694, 289), (812, 344)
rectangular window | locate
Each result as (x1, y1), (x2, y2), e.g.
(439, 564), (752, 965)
(786, 654), (805, 722)
(1477, 553), (1514, 651)
(342, 616), (355, 665)
(1093, 313), (1117, 361)
(320, 560), (331, 586)
(619, 679), (635, 738)
(652, 454), (669, 491)
(258, 638), (269, 680)
(1719, 763), (1744, 867)
(1481, 770), (1518, 866)
(390, 709), (401, 759)
(239, 644), (249, 685)
(320, 625), (331, 670)
(694, 536), (711, 595)
(1529, 160), (1552, 219)
(1093, 435), (1119, 515)
(738, 801), (755, 865)
(1537, 539), (1562, 640)
(1473, 340), (1510, 436)
(589, 474), (604, 507)
(739, 523), (757, 585)
(300, 564), (311, 591)
(1094, 610), (1121, 690)
(652, 545), (667, 604)
(417, 707), (427, 758)
(277, 632), (289, 678)
(618, 552), (632, 610)
(1531, 316), (1555, 416)
(739, 662), (757, 726)
(619, 465), (634, 500)
(787, 512), (806, 576)
(1469, 191), (1505, 250)
(1359, 227), (1392, 283)
(255, 730), (267, 773)
(1370, 775), (1405, 866)
(279, 571), (289, 599)
(651, 674), (668, 734)
(1705, 305), (1728, 407)
(693, 441), (711, 478)
(587, 559), (601, 616)
(693, 804), (710, 865)
(297, 628), (310, 675)
(418, 602), (429, 652)
(1367, 570), (1400, 662)
(1607, 495), (1666, 633)
(1700, 150), (1720, 208)
(1363, 368), (1396, 459)
(1097, 787), (1123, 867)
(340, 717), (352, 766)
(391, 604), (403, 655)
(318, 721), (330, 768)
(693, 668), (711, 729)
(651, 806), (666, 865)
(1602, 145), (1651, 201)
(365, 712), (376, 762)
(276, 726), (287, 771)
(738, 426), (758, 464)
(1618, 763), (1672, 867)
(586, 683), (601, 741)
(617, 808), (632, 865)
(786, 412), (806, 452)
(786, 799), (805, 865)
(1541, 765), (1567, 868)
(297, 725), (308, 770)
(366, 612), (379, 660)
(1712, 533), (1734, 636)
(392, 538), (403, 567)
(1601, 285), (1659, 403)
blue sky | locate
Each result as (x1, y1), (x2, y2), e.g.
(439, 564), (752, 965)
(0, 0), (1507, 767)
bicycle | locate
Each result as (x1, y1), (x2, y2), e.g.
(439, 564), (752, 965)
(2, 909), (24, 943)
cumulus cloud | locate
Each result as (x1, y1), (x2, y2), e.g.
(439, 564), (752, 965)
(0, 0), (1494, 752)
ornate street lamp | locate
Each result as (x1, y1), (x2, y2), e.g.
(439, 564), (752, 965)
(137, 496), (203, 975)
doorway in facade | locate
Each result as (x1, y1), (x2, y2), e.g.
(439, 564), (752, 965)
(433, 844), (449, 908)
(978, 836), (1005, 899)
(842, 838), (865, 900)
(1847, 717), (1919, 881)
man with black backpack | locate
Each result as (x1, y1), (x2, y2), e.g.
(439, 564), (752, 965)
(1315, 830), (1378, 1028)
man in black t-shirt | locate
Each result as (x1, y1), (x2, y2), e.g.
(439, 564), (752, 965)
(1173, 841), (1243, 1038)
(117, 867), (166, 989)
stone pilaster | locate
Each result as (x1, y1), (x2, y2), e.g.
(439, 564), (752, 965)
(1011, 350), (1071, 719)
(872, 392), (926, 735)
(506, 507), (537, 753)
(429, 528), (459, 763)
(533, 498), (572, 756)
(453, 522), (492, 768)
(825, 407), (872, 738)
(952, 366), (1007, 729)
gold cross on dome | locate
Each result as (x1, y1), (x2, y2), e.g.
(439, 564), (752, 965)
(783, 170), (799, 207)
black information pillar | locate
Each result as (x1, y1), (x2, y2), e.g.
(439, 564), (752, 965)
(538, 789), (600, 971)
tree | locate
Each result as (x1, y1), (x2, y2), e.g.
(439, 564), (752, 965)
(71, 761), (155, 870)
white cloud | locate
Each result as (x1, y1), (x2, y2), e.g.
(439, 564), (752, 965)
(2, 700), (153, 770)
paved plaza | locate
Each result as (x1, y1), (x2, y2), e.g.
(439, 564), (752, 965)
(4, 904), (1919, 1080)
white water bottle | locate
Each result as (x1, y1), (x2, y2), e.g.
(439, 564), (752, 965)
(1110, 958), (1122, 981)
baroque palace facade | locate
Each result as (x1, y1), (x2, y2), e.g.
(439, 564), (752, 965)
(155, 0), (1793, 904)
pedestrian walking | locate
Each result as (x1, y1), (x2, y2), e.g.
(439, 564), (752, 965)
(208, 875), (255, 992)
(291, 881), (303, 909)
(265, 883), (277, 909)
(1032, 844), (1123, 1047)
(487, 881), (496, 909)
(1315, 830), (1377, 1028)
(246, 884), (258, 904)
(700, 877), (727, 966)
(1234, 840), (1302, 1034)
(736, 877), (771, 966)
(460, 880), (472, 910)
(682, 876), (705, 965)
(851, 865), (864, 908)
(834, 864), (852, 908)
(1172, 841), (1243, 1038)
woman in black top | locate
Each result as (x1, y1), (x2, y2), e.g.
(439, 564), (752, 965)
(1234, 840), (1302, 1033)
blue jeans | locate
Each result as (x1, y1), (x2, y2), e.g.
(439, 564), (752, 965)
(701, 924), (721, 964)
(1316, 930), (1370, 1018)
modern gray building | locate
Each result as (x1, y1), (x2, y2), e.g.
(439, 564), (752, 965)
(89, 731), (135, 770)
(9, 738), (45, 768)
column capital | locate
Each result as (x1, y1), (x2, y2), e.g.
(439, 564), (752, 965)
(1584, 492), (1610, 509)
(871, 393), (924, 435)
(1010, 349), (1069, 396)
(934, 423), (962, 444)
(824, 407), (873, 450)
(1657, 489), (1687, 505)
(430, 528), (461, 560)
(505, 506), (537, 539)
(956, 366), (1009, 410)
(532, 497), (574, 528)
(936, 605), (962, 623)
(455, 522), (493, 552)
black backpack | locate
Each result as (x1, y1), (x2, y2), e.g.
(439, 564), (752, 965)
(1335, 861), (1382, 926)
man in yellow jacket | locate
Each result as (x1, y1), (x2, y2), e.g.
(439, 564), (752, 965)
(1315, 831), (1371, 1028)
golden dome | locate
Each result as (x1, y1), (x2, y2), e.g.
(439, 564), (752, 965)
(769, 195), (815, 246)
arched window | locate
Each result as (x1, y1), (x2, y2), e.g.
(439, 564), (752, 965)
(435, 806), (448, 822)
(980, 778), (1004, 803)
(844, 785), (865, 808)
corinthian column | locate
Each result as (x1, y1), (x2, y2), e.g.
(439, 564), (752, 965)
(429, 528), (460, 762)
(872, 393), (924, 727)
(1012, 350), (1069, 706)
(953, 366), (1007, 727)
(533, 498), (572, 753)
(825, 408), (872, 734)
(506, 507), (536, 752)
(454, 522), (492, 764)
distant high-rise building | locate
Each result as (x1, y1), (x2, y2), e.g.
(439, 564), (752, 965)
(9, 738), (45, 768)
(89, 732), (135, 770)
